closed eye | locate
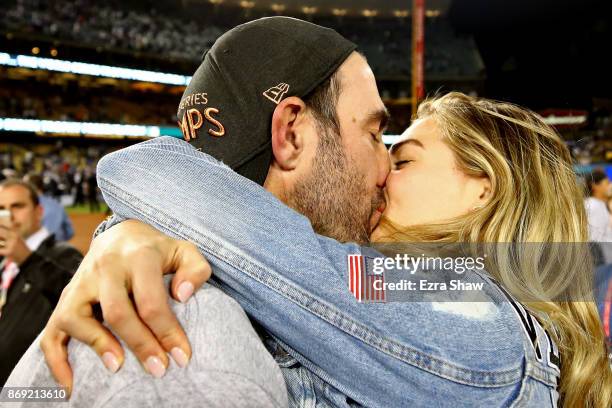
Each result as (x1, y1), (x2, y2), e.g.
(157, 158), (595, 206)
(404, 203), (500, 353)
(393, 160), (412, 169)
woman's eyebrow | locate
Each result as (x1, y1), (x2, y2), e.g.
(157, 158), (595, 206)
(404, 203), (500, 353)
(389, 138), (425, 156)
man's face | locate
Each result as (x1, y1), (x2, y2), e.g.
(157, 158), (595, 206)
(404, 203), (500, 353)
(290, 53), (390, 243)
(0, 185), (42, 239)
(595, 177), (611, 198)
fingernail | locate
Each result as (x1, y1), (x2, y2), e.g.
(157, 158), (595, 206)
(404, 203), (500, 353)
(145, 356), (166, 378)
(61, 384), (71, 400)
(170, 347), (189, 368)
(177, 281), (194, 303)
(102, 352), (120, 373)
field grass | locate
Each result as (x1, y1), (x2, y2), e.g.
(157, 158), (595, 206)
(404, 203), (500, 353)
(67, 212), (109, 254)
(66, 203), (109, 214)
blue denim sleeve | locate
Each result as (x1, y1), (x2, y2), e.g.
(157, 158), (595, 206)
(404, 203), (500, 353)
(96, 137), (549, 407)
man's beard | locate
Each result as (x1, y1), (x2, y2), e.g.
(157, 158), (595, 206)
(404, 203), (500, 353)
(290, 128), (381, 243)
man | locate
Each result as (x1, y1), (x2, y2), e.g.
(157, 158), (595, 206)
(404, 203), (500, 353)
(24, 173), (75, 242)
(584, 168), (612, 264)
(0, 179), (82, 385)
(7, 17), (558, 407)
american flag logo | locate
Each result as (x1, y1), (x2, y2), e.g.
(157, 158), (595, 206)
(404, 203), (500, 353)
(347, 255), (386, 303)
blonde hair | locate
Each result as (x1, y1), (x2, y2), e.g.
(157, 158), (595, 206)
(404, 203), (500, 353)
(377, 92), (612, 407)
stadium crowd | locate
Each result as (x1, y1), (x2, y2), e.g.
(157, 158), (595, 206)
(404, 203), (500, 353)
(0, 143), (109, 212)
(1, 0), (483, 78)
(0, 81), (178, 126)
(1, 0), (222, 61)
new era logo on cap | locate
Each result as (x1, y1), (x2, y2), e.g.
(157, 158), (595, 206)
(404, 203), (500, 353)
(263, 83), (290, 104)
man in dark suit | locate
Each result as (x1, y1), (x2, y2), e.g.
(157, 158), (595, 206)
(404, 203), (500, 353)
(0, 179), (82, 385)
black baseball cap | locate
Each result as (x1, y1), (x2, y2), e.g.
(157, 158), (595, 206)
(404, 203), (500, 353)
(176, 16), (357, 185)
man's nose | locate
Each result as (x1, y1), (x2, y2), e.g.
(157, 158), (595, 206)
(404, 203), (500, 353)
(376, 146), (390, 189)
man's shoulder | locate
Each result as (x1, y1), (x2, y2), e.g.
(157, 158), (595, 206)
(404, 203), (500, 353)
(344, 247), (534, 382)
(134, 135), (191, 151)
(39, 237), (81, 257)
(40, 194), (61, 208)
(31, 237), (83, 271)
(585, 197), (606, 212)
(116, 136), (222, 167)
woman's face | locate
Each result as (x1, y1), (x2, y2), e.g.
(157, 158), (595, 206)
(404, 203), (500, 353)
(371, 117), (490, 240)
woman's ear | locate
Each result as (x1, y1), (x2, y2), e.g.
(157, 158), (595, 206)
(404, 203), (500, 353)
(270, 96), (307, 171)
(475, 176), (492, 206)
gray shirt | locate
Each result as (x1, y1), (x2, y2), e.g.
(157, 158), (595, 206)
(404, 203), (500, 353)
(3, 281), (288, 408)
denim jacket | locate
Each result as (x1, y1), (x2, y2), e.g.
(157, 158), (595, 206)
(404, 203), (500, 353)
(96, 137), (561, 408)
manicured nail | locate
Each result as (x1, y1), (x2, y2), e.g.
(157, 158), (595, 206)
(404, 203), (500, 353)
(61, 384), (71, 400)
(177, 281), (194, 303)
(102, 352), (120, 373)
(145, 356), (166, 378)
(171, 347), (189, 368)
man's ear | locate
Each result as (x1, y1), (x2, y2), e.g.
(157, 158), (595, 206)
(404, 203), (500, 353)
(35, 203), (44, 223)
(270, 96), (308, 171)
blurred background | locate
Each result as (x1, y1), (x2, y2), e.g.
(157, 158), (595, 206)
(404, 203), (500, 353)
(0, 0), (610, 252)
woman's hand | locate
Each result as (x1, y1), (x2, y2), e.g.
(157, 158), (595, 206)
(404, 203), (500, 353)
(40, 219), (212, 394)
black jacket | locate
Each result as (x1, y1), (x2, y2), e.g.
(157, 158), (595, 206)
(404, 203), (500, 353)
(0, 235), (82, 385)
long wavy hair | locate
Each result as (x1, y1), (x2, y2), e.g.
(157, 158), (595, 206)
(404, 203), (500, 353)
(376, 92), (612, 407)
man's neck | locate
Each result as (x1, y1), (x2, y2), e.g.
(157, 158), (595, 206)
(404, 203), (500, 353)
(24, 227), (50, 252)
(263, 173), (291, 207)
(592, 193), (608, 202)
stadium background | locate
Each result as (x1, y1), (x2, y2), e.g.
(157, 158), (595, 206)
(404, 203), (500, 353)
(0, 0), (610, 253)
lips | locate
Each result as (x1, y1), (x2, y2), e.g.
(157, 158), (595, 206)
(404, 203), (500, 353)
(370, 199), (386, 233)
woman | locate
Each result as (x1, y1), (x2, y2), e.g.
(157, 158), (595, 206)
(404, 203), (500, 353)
(21, 93), (611, 407)
(374, 92), (611, 407)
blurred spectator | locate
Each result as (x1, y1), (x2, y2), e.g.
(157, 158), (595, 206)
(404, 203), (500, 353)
(1, 143), (113, 213)
(584, 169), (612, 263)
(0, 179), (82, 385)
(23, 173), (74, 241)
(73, 170), (85, 207)
(85, 168), (100, 213)
(585, 169), (612, 240)
(594, 263), (612, 351)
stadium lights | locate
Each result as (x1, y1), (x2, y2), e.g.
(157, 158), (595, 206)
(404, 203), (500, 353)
(393, 10), (410, 18)
(0, 117), (401, 145)
(362, 9), (379, 18)
(302, 6), (317, 15)
(382, 135), (401, 145)
(542, 115), (587, 126)
(271, 3), (286, 13)
(332, 8), (347, 16)
(0, 52), (191, 86)
(0, 118), (183, 139)
(239, 1), (255, 8)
